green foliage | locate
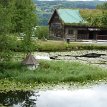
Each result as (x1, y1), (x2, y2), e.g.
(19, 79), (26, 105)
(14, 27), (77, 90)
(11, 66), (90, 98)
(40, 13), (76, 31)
(0, 61), (107, 84)
(21, 39), (36, 53)
(3, 40), (107, 52)
(96, 2), (107, 28)
(0, 34), (18, 62)
(80, 9), (102, 27)
(80, 9), (107, 28)
(36, 40), (107, 52)
(36, 40), (67, 51)
(13, 0), (37, 53)
(13, 0), (37, 33)
(100, 11), (107, 28)
(0, 0), (15, 34)
(0, 1), (16, 62)
(34, 26), (49, 39)
(35, 1), (105, 26)
(96, 2), (107, 10)
(0, 0), (37, 60)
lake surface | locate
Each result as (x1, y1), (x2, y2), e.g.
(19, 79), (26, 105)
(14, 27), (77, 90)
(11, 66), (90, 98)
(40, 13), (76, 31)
(0, 84), (107, 107)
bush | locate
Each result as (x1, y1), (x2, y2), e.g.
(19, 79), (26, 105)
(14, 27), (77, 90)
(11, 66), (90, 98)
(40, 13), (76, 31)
(0, 34), (19, 62)
(34, 26), (49, 39)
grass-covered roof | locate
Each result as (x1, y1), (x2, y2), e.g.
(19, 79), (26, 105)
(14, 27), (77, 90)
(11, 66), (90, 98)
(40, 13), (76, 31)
(55, 9), (107, 28)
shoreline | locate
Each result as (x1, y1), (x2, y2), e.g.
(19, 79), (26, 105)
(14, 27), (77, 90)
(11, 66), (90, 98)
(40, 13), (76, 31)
(0, 79), (107, 92)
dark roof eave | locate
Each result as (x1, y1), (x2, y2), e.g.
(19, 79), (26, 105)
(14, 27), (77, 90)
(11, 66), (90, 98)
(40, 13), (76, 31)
(63, 23), (104, 28)
(64, 23), (89, 27)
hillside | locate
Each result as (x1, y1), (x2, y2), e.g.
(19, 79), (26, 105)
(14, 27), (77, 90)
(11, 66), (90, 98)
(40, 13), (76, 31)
(33, 0), (105, 25)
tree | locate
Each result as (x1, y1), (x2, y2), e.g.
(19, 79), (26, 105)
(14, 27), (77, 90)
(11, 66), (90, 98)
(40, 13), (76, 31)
(0, 0), (16, 62)
(14, 0), (37, 53)
(96, 2), (107, 28)
(80, 9), (103, 27)
(0, 0), (37, 62)
(96, 2), (107, 10)
(100, 11), (107, 28)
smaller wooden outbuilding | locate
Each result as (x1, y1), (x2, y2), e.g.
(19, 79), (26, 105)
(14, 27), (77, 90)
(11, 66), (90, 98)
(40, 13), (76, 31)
(22, 54), (39, 70)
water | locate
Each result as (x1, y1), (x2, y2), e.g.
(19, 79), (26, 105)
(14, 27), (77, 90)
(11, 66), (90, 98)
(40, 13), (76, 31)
(33, 51), (107, 69)
(0, 84), (107, 107)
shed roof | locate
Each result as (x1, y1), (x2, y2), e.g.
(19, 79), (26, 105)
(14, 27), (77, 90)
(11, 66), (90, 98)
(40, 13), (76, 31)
(57, 9), (87, 24)
(22, 54), (38, 65)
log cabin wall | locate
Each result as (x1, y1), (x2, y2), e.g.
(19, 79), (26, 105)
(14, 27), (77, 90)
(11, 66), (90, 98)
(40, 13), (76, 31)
(64, 26), (78, 41)
(49, 11), (64, 40)
(64, 26), (89, 41)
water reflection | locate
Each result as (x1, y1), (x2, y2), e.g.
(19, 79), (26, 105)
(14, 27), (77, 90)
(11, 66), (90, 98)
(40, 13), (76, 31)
(0, 84), (107, 107)
(0, 90), (39, 107)
(37, 84), (107, 107)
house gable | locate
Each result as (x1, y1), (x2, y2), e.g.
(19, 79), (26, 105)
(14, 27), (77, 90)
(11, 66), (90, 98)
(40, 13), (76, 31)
(57, 9), (87, 25)
(49, 9), (63, 31)
(49, 9), (62, 24)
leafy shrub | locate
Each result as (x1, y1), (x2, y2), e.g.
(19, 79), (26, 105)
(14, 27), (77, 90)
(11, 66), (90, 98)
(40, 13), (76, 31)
(34, 26), (49, 39)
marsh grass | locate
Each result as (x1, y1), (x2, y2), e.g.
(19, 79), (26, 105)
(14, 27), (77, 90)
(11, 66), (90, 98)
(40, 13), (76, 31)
(10, 40), (107, 52)
(36, 40), (107, 52)
(0, 61), (107, 84)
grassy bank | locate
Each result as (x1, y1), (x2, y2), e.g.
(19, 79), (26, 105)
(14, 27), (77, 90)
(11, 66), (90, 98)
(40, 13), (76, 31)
(36, 40), (107, 52)
(13, 40), (107, 52)
(0, 60), (107, 90)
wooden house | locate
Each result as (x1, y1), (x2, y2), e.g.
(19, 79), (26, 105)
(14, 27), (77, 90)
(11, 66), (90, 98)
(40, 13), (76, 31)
(48, 9), (107, 41)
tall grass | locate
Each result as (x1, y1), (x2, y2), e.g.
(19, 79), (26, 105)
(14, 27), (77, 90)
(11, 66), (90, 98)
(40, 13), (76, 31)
(10, 39), (107, 52)
(0, 61), (107, 84)
(36, 40), (107, 52)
